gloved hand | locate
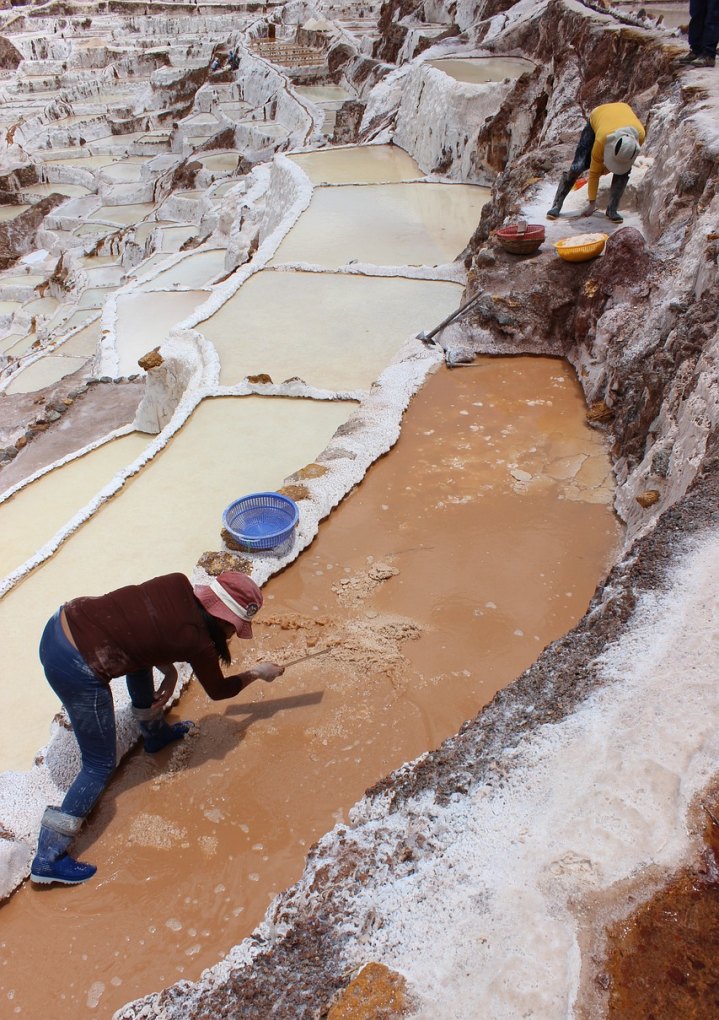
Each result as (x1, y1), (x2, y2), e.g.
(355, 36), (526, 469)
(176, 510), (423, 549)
(253, 662), (285, 682)
(580, 200), (597, 217)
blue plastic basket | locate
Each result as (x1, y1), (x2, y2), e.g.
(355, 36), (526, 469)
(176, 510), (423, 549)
(222, 492), (299, 552)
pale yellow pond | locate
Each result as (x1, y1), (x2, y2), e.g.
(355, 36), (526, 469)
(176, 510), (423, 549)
(0, 207), (30, 222)
(428, 56), (537, 83)
(115, 290), (209, 376)
(271, 183), (490, 267)
(199, 271), (462, 390)
(0, 432), (149, 581)
(0, 395), (354, 771)
(89, 203), (156, 225)
(55, 320), (101, 356)
(290, 144), (421, 185)
(5, 355), (88, 394)
(141, 250), (227, 290)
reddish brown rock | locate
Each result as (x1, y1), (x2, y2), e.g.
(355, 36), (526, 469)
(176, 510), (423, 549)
(326, 962), (412, 1019)
(137, 348), (164, 371)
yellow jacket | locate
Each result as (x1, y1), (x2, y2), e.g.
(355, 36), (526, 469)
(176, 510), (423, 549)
(587, 103), (646, 201)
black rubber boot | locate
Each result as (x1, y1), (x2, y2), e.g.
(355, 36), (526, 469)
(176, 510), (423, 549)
(606, 172), (629, 223)
(30, 807), (97, 886)
(547, 172), (574, 219)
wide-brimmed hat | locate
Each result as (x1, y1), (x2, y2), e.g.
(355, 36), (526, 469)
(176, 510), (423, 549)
(603, 127), (641, 175)
(193, 572), (263, 639)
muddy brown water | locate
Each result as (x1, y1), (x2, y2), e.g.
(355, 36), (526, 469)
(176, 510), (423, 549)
(0, 357), (621, 1018)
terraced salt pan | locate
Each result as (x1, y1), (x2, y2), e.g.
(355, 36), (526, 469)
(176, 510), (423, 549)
(73, 223), (114, 238)
(114, 290), (211, 376)
(4, 354), (88, 394)
(133, 221), (176, 244)
(77, 254), (122, 268)
(155, 224), (199, 251)
(271, 183), (491, 268)
(49, 113), (107, 126)
(290, 144), (422, 184)
(100, 162), (149, 183)
(0, 206), (30, 222)
(84, 265), (126, 287)
(43, 154), (123, 169)
(199, 271), (462, 390)
(296, 86), (353, 104)
(428, 55), (537, 83)
(196, 152), (242, 173)
(128, 254), (175, 281)
(48, 308), (98, 335)
(22, 296), (59, 317)
(22, 183), (91, 198)
(0, 333), (28, 355)
(75, 288), (108, 309)
(89, 203), (156, 225)
(0, 274), (45, 290)
(0, 432), (149, 583)
(0, 395), (354, 771)
(140, 249), (227, 290)
(217, 101), (252, 120)
(55, 320), (101, 356)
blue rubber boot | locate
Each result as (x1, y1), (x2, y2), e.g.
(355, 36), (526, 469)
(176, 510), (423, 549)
(132, 705), (193, 753)
(30, 807), (97, 886)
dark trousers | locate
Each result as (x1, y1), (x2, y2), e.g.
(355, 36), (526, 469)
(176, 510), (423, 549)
(568, 122), (630, 202)
(568, 122), (595, 181)
(689, 0), (719, 57)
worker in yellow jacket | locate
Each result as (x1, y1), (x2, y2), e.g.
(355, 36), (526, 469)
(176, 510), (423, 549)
(546, 102), (646, 223)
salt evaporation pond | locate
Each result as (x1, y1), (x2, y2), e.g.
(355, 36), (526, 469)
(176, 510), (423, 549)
(84, 265), (126, 287)
(196, 152), (242, 173)
(0, 396), (354, 771)
(296, 86), (353, 103)
(290, 143), (422, 184)
(140, 250), (227, 290)
(0, 274), (46, 290)
(0, 206), (30, 222)
(0, 332), (26, 354)
(21, 183), (91, 198)
(295, 85), (352, 132)
(0, 432), (149, 581)
(199, 271), (462, 389)
(4, 354), (88, 394)
(133, 221), (176, 245)
(0, 359), (620, 1019)
(100, 161), (149, 183)
(428, 55), (537, 83)
(89, 203), (156, 226)
(114, 291), (209, 376)
(271, 182), (491, 268)
(155, 224), (200, 251)
(0, 299), (22, 317)
(54, 320), (101, 356)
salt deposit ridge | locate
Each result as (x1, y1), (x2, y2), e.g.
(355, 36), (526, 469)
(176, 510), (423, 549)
(0, 0), (717, 1016)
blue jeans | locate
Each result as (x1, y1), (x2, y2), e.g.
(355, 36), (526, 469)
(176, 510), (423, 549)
(39, 610), (155, 819)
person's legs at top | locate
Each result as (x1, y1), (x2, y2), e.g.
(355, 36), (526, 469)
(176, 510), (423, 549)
(681, 0), (717, 64)
(696, 0), (718, 63)
(547, 122), (595, 219)
(126, 668), (192, 753)
(31, 610), (116, 885)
